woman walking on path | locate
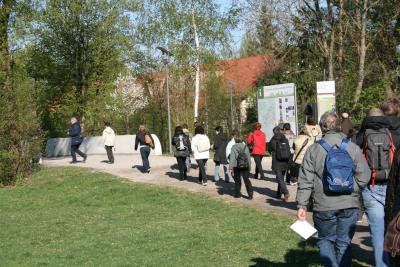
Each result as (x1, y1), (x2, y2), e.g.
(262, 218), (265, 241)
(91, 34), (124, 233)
(191, 125), (210, 186)
(283, 123), (297, 185)
(268, 126), (291, 201)
(134, 125), (155, 173)
(290, 127), (313, 183)
(102, 121), (116, 164)
(229, 133), (253, 199)
(213, 126), (229, 183)
(172, 126), (191, 180)
(68, 117), (87, 164)
(246, 122), (266, 179)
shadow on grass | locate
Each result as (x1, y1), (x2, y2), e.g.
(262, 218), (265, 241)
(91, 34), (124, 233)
(249, 239), (370, 267)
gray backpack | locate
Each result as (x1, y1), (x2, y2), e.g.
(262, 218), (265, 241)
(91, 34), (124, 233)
(364, 128), (395, 184)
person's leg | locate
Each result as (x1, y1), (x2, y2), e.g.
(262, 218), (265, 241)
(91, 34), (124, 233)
(185, 156), (191, 173)
(203, 159), (208, 183)
(286, 156), (294, 184)
(362, 185), (390, 267)
(275, 171), (289, 197)
(335, 208), (358, 267)
(109, 146), (114, 163)
(145, 146), (151, 169)
(223, 164), (230, 182)
(214, 162), (221, 182)
(254, 155), (264, 179)
(140, 147), (149, 171)
(177, 157), (185, 180)
(233, 167), (241, 197)
(75, 144), (86, 160)
(105, 146), (112, 162)
(71, 145), (77, 162)
(197, 159), (206, 184)
(313, 210), (339, 267)
(242, 168), (253, 199)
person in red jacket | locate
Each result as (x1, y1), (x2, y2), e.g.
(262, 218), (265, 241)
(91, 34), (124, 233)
(246, 122), (267, 179)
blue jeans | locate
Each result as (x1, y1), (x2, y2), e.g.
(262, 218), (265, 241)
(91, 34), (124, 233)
(275, 170), (288, 196)
(313, 208), (358, 267)
(362, 184), (390, 267)
(214, 163), (229, 182)
(140, 146), (151, 171)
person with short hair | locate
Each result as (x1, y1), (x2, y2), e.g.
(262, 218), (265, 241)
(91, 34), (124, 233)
(229, 133), (253, 199)
(172, 125), (191, 180)
(246, 122), (266, 179)
(68, 117), (87, 164)
(297, 112), (370, 267)
(341, 112), (355, 139)
(102, 121), (116, 164)
(134, 125), (155, 173)
(191, 125), (210, 186)
(213, 126), (229, 183)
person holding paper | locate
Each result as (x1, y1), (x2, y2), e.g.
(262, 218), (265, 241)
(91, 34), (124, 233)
(296, 112), (370, 267)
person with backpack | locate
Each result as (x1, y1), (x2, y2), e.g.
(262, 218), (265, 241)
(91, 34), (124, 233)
(172, 125), (191, 180)
(213, 126), (229, 183)
(182, 123), (193, 172)
(269, 126), (291, 201)
(283, 123), (297, 185)
(68, 117), (87, 164)
(102, 121), (116, 164)
(134, 125), (155, 173)
(191, 125), (210, 186)
(297, 112), (370, 267)
(356, 107), (395, 267)
(246, 122), (266, 180)
(229, 133), (253, 199)
(289, 126), (314, 183)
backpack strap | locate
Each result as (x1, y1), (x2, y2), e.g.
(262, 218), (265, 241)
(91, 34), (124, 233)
(317, 139), (332, 152)
(340, 138), (349, 151)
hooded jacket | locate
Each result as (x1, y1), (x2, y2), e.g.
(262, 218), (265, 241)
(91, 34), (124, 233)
(213, 132), (228, 164)
(246, 130), (266, 155)
(356, 116), (400, 149)
(102, 126), (116, 147)
(268, 132), (290, 171)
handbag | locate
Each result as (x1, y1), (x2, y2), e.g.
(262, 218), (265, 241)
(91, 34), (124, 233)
(289, 138), (309, 176)
(384, 212), (400, 257)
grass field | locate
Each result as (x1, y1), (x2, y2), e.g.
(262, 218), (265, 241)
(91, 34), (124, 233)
(0, 167), (322, 266)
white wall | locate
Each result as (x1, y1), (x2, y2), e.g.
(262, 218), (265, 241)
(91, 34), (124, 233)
(46, 134), (163, 157)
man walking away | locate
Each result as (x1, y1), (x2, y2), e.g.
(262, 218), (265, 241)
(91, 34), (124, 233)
(68, 117), (87, 164)
(134, 125), (155, 173)
(102, 121), (116, 164)
(283, 123), (297, 185)
(213, 126), (229, 183)
(229, 133), (253, 199)
(355, 107), (393, 267)
(297, 112), (370, 267)
(269, 126), (291, 201)
(246, 122), (266, 179)
(172, 126), (191, 180)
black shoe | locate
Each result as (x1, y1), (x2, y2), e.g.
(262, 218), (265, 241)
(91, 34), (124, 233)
(248, 195), (253, 200)
(70, 161), (78, 164)
(83, 155), (87, 163)
(107, 161), (114, 164)
(234, 194), (241, 198)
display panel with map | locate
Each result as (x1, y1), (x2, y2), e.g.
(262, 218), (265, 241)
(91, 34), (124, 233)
(257, 83), (298, 142)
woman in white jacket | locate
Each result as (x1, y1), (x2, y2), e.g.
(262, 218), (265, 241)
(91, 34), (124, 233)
(102, 121), (116, 164)
(191, 125), (210, 186)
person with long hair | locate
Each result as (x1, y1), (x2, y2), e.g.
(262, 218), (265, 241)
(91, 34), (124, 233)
(191, 125), (210, 186)
(246, 122), (266, 179)
(172, 125), (191, 180)
(134, 125), (154, 173)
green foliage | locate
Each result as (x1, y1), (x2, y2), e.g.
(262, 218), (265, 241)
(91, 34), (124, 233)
(0, 167), (322, 266)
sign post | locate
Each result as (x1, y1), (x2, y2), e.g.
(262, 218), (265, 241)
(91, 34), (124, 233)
(316, 81), (336, 121)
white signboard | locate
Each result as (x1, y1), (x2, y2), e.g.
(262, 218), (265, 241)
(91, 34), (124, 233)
(257, 83), (298, 142)
(317, 81), (336, 121)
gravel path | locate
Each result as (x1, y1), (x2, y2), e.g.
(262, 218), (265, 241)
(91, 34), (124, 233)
(43, 154), (374, 266)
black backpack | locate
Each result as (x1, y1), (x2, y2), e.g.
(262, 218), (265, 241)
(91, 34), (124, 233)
(276, 138), (291, 161)
(175, 134), (188, 151)
(364, 128), (395, 184)
(237, 145), (249, 169)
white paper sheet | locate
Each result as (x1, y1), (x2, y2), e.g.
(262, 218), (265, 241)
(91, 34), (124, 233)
(290, 220), (318, 240)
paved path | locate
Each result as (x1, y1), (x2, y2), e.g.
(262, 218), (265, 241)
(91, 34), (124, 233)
(43, 154), (373, 266)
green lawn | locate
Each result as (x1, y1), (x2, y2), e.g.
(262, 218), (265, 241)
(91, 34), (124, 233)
(0, 167), (321, 266)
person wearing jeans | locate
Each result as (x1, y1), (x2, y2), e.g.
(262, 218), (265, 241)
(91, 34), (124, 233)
(275, 170), (289, 200)
(213, 126), (229, 182)
(246, 122), (266, 180)
(297, 112), (370, 267)
(197, 159), (208, 184)
(313, 208), (358, 267)
(68, 117), (87, 164)
(191, 125), (210, 186)
(362, 185), (390, 267)
(134, 125), (154, 173)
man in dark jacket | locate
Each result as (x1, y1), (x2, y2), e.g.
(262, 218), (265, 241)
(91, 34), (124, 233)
(68, 117), (87, 164)
(213, 126), (229, 183)
(268, 126), (290, 201)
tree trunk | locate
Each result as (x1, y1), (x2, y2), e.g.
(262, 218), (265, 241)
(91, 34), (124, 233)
(314, 0), (329, 79)
(0, 0), (12, 86)
(191, 0), (201, 123)
(327, 0), (335, 81)
(338, 0), (345, 97)
(353, 0), (368, 106)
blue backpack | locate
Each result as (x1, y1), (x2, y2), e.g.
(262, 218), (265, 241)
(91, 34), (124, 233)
(317, 139), (355, 194)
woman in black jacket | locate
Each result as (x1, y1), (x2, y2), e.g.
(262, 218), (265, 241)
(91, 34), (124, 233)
(213, 126), (229, 183)
(172, 126), (191, 180)
(268, 126), (290, 201)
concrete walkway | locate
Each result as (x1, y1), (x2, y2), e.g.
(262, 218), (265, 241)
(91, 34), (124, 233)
(43, 154), (373, 266)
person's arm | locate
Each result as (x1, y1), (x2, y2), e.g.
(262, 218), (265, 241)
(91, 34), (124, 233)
(102, 129), (106, 143)
(268, 138), (276, 153)
(229, 145), (238, 169)
(245, 145), (252, 169)
(296, 147), (316, 220)
(186, 136), (192, 153)
(355, 129), (365, 148)
(191, 136), (197, 153)
(353, 145), (371, 190)
(171, 136), (176, 146)
(246, 133), (253, 145)
(134, 134), (139, 150)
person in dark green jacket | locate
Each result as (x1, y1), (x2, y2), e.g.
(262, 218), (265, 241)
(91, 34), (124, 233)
(229, 133), (253, 199)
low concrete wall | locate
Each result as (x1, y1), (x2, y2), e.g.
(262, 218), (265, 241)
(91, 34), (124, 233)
(46, 134), (163, 157)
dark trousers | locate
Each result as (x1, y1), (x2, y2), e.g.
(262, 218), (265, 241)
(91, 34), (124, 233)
(71, 144), (86, 162)
(287, 162), (300, 183)
(176, 156), (187, 180)
(233, 167), (253, 198)
(253, 155), (264, 179)
(140, 146), (151, 171)
(275, 170), (289, 196)
(105, 146), (114, 163)
(196, 159), (208, 182)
